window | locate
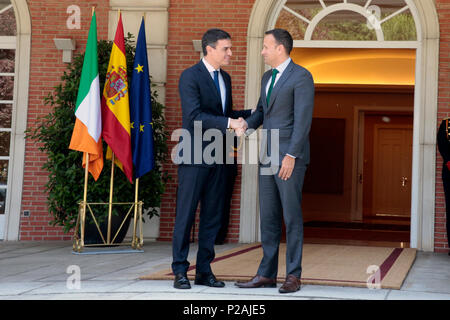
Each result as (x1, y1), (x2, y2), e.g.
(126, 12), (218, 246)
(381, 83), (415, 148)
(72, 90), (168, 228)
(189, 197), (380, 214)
(275, 0), (417, 42)
(0, 1), (16, 237)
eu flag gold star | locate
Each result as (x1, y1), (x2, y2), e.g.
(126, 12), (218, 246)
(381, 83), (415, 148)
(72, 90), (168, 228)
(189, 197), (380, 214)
(131, 122), (134, 129)
(140, 124), (145, 132)
(135, 64), (144, 73)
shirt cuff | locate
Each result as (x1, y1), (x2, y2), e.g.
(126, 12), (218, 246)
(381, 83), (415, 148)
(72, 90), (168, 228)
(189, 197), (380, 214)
(227, 118), (231, 129)
(286, 153), (296, 159)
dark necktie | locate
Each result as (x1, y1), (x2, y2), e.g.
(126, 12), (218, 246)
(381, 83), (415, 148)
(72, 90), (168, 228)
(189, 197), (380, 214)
(266, 68), (279, 105)
(213, 70), (221, 96)
(214, 70), (225, 113)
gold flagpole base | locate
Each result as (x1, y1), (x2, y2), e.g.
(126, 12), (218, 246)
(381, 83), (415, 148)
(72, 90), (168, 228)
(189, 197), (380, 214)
(72, 200), (144, 253)
(131, 201), (143, 250)
(72, 153), (144, 253)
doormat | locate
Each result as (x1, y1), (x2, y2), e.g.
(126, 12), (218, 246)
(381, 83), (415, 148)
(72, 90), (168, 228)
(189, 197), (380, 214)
(140, 243), (416, 290)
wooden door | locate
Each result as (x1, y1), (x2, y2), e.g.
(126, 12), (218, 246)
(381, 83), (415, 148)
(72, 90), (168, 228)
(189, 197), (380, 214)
(363, 114), (413, 219)
(372, 125), (412, 217)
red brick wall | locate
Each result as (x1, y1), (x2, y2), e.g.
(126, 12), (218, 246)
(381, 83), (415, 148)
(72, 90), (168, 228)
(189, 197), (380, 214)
(158, 0), (254, 243)
(435, 0), (450, 253)
(20, 1), (109, 240)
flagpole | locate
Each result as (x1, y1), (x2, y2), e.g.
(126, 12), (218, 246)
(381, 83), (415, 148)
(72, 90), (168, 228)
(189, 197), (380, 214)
(106, 8), (122, 245)
(80, 7), (97, 250)
(132, 177), (139, 247)
(80, 152), (89, 248)
(140, 13), (145, 248)
(107, 152), (115, 244)
(83, 154), (90, 204)
(131, 13), (146, 249)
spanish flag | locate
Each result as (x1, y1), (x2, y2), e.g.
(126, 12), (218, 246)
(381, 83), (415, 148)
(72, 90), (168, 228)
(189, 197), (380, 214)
(101, 13), (133, 183)
(69, 11), (103, 181)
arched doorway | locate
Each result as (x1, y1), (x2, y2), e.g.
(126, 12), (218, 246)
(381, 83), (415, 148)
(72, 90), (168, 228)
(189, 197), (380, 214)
(0, 0), (31, 240)
(240, 0), (439, 251)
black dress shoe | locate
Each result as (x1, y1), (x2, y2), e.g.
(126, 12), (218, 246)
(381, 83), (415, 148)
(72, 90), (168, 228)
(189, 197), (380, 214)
(194, 272), (225, 287)
(174, 273), (191, 289)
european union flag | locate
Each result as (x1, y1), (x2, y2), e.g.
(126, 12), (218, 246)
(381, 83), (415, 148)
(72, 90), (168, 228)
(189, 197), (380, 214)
(130, 18), (154, 178)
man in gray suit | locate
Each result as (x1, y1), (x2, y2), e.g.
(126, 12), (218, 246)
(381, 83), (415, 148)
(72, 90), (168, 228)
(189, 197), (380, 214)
(235, 28), (314, 293)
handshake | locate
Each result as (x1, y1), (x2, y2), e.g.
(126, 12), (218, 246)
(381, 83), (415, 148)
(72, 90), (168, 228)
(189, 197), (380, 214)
(229, 117), (248, 137)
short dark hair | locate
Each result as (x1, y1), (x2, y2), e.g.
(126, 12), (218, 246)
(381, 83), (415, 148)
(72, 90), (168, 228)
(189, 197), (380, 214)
(265, 28), (293, 54)
(201, 28), (231, 56)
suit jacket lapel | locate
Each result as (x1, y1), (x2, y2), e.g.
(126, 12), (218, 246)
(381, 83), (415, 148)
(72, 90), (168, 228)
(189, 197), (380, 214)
(222, 70), (231, 115)
(267, 61), (294, 110)
(261, 70), (272, 110)
(198, 61), (222, 107)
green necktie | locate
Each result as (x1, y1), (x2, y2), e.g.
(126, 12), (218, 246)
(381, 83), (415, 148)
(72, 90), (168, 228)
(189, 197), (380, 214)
(266, 68), (279, 105)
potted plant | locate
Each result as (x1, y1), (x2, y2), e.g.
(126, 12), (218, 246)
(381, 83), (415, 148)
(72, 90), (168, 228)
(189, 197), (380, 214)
(26, 33), (169, 244)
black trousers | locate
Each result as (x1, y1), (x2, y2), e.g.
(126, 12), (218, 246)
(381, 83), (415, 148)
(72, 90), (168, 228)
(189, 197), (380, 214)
(171, 164), (225, 275)
(215, 163), (237, 243)
(441, 167), (450, 248)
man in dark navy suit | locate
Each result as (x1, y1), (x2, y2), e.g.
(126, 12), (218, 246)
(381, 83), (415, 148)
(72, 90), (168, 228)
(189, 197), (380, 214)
(171, 29), (251, 289)
(437, 118), (450, 256)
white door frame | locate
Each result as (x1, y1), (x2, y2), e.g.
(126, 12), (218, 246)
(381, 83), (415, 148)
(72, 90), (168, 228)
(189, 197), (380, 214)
(2, 0), (31, 241)
(240, 0), (439, 251)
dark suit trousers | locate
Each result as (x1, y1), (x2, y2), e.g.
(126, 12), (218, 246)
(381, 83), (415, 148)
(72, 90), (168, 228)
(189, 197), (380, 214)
(216, 163), (237, 243)
(172, 164), (225, 275)
(442, 166), (450, 247)
(257, 164), (307, 279)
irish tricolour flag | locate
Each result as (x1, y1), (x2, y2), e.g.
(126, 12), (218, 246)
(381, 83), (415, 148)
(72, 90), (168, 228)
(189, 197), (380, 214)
(69, 12), (103, 181)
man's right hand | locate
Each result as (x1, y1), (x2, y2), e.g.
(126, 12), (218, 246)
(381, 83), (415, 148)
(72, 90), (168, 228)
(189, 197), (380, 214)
(229, 117), (248, 136)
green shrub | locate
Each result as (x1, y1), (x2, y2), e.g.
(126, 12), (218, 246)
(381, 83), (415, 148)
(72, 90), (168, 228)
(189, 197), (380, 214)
(26, 33), (169, 233)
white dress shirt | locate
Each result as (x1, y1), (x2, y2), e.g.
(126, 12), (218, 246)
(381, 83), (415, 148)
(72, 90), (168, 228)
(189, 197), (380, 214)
(202, 58), (231, 128)
(202, 58), (226, 113)
(265, 57), (292, 95)
(265, 57), (296, 159)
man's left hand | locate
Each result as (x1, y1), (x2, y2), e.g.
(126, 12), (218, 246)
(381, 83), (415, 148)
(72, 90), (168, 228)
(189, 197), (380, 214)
(278, 155), (295, 181)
